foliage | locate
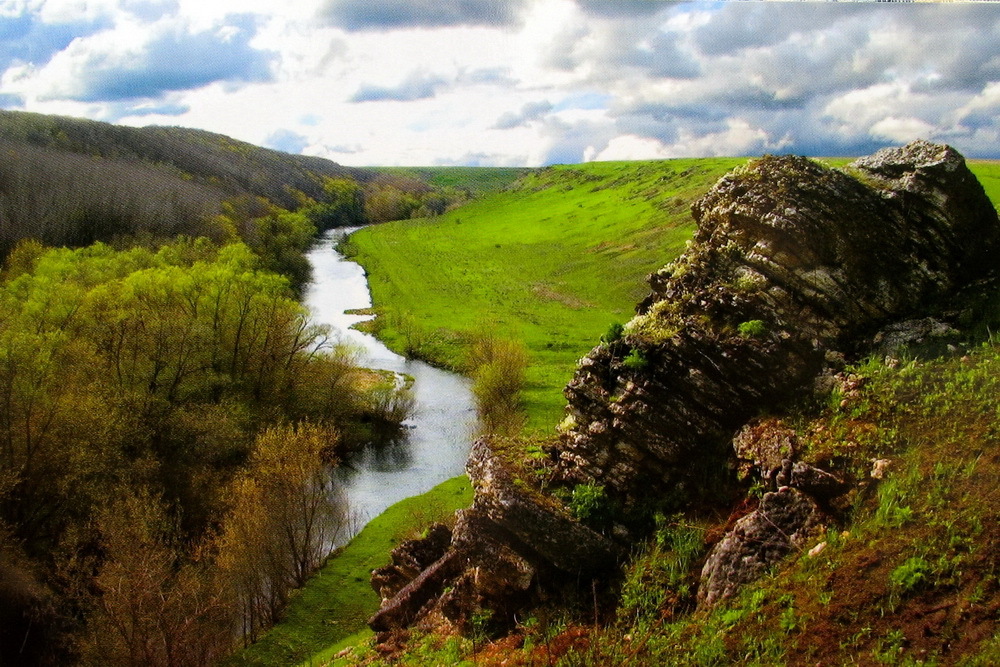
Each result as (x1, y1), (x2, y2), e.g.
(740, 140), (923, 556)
(0, 238), (412, 661)
(738, 319), (767, 337)
(622, 348), (649, 371)
(601, 322), (625, 345)
(218, 423), (345, 644)
(468, 330), (528, 437)
(568, 483), (611, 526)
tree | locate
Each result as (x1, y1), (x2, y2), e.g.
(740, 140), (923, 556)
(78, 490), (233, 667)
(217, 423), (345, 644)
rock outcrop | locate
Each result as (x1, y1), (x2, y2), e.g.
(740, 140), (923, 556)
(369, 141), (1000, 635)
(698, 487), (827, 607)
(368, 438), (617, 634)
(555, 141), (999, 512)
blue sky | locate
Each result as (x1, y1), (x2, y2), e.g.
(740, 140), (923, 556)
(0, 0), (998, 166)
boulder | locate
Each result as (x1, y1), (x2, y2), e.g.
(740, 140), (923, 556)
(557, 141), (1000, 512)
(698, 488), (827, 607)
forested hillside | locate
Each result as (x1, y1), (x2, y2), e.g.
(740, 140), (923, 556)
(0, 111), (522, 288)
(0, 113), (428, 664)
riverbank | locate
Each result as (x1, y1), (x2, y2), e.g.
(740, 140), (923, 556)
(228, 475), (473, 666)
(348, 158), (747, 432)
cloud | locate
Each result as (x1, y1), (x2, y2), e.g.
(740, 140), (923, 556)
(48, 14), (276, 102)
(869, 116), (937, 144)
(494, 100), (553, 130)
(320, 0), (528, 31)
(574, 0), (666, 19)
(121, 0), (180, 22)
(0, 12), (111, 70)
(692, 3), (859, 57)
(266, 128), (309, 154)
(349, 71), (447, 103)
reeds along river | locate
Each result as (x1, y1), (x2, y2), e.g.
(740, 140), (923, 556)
(304, 228), (478, 547)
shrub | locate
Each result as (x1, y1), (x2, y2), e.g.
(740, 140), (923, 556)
(601, 322), (625, 345)
(738, 319), (767, 337)
(569, 483), (610, 525)
(469, 332), (528, 437)
(623, 348), (649, 371)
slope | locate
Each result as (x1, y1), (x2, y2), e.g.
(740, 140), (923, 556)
(349, 158), (747, 431)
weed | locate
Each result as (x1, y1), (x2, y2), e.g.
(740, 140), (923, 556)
(738, 319), (767, 338)
(622, 348), (649, 371)
(568, 483), (610, 525)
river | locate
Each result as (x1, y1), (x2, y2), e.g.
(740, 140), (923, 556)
(303, 228), (478, 546)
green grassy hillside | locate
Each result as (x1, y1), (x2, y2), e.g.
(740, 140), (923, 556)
(350, 158), (747, 431)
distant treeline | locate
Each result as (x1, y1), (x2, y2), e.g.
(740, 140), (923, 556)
(0, 111), (508, 264)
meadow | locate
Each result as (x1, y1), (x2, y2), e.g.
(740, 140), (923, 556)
(350, 158), (747, 431)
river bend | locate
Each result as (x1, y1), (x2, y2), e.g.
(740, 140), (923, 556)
(303, 228), (478, 545)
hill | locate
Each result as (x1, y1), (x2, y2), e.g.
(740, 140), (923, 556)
(349, 158), (748, 431)
(342, 146), (1000, 666)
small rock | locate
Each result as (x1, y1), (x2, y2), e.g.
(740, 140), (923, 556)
(808, 541), (827, 558)
(871, 458), (893, 480)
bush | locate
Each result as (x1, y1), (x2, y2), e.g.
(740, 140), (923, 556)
(569, 483), (610, 524)
(738, 319), (767, 337)
(623, 348), (649, 371)
(601, 322), (625, 345)
(469, 332), (528, 437)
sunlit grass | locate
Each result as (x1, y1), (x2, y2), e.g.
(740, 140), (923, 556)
(350, 158), (747, 431)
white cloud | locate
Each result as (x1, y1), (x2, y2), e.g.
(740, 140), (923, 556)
(869, 116), (937, 144)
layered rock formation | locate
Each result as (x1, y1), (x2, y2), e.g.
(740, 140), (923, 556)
(370, 141), (1000, 634)
(556, 141), (999, 511)
(368, 438), (617, 634)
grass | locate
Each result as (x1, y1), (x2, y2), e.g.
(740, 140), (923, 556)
(350, 158), (746, 431)
(228, 475), (473, 666)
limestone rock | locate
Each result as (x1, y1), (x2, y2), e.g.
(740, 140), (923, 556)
(557, 141), (1000, 512)
(698, 488), (826, 607)
(871, 317), (962, 359)
(371, 523), (452, 602)
(775, 460), (849, 500)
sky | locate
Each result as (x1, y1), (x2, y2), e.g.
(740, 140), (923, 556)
(0, 0), (998, 167)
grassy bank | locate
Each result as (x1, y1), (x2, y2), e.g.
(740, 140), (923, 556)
(350, 158), (746, 431)
(229, 475), (473, 666)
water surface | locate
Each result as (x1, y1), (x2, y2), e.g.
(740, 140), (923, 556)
(303, 229), (478, 544)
